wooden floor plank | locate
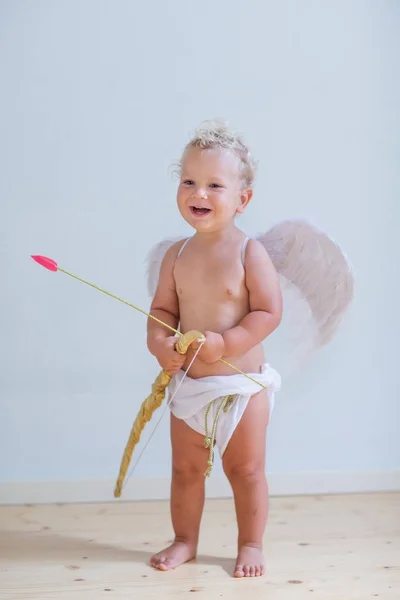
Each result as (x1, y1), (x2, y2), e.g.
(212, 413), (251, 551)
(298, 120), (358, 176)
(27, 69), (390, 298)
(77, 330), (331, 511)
(0, 493), (399, 599)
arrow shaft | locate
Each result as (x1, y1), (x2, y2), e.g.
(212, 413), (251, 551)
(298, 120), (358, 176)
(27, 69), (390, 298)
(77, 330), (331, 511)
(57, 266), (266, 389)
(58, 267), (180, 335)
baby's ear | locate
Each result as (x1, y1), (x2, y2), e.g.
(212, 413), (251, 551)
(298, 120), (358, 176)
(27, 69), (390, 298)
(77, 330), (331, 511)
(237, 188), (253, 213)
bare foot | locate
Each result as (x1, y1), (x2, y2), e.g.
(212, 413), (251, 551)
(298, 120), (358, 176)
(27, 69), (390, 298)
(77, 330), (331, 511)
(150, 540), (197, 571)
(233, 544), (265, 578)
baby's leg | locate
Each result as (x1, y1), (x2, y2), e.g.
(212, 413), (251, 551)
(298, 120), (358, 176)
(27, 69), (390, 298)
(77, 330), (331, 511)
(222, 389), (269, 578)
(150, 413), (209, 571)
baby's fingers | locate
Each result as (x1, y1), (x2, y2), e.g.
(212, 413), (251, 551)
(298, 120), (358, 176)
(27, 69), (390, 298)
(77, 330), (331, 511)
(171, 352), (186, 365)
(189, 340), (202, 351)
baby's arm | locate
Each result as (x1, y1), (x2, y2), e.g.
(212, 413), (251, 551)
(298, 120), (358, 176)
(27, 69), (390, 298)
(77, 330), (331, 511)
(147, 242), (185, 372)
(222, 239), (282, 357)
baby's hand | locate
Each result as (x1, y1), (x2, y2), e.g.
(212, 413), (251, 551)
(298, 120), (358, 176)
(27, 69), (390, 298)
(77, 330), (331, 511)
(192, 331), (225, 364)
(152, 336), (186, 374)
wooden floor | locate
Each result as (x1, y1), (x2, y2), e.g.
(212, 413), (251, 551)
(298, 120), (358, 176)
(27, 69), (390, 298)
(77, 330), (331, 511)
(0, 493), (399, 599)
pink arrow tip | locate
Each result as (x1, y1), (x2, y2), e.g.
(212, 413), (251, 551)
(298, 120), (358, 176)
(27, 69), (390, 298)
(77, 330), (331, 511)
(31, 255), (58, 272)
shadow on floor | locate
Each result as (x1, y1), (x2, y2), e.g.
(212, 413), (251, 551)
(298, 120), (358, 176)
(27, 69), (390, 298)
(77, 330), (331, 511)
(0, 530), (234, 576)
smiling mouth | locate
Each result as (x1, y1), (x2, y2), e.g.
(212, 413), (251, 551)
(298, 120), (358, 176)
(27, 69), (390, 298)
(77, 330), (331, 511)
(190, 206), (212, 216)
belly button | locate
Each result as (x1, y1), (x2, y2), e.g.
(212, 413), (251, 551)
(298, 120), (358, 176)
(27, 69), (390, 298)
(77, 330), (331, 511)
(227, 288), (233, 295)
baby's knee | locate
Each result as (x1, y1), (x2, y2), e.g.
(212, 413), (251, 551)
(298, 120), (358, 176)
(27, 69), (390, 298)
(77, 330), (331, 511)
(224, 459), (264, 484)
(172, 459), (204, 484)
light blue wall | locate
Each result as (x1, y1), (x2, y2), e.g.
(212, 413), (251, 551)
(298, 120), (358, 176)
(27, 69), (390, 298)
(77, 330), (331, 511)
(1, 0), (399, 490)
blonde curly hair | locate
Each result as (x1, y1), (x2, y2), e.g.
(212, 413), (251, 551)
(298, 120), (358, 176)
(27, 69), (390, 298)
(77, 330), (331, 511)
(176, 120), (257, 188)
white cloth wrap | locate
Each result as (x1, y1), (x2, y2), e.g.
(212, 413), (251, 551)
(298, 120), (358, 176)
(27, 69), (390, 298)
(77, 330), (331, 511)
(168, 363), (281, 456)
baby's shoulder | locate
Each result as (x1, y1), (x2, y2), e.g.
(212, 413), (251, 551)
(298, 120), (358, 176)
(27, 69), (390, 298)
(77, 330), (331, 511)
(162, 238), (189, 262)
(243, 236), (271, 263)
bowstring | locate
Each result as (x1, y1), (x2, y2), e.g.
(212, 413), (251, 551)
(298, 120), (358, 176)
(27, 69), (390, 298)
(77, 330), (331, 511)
(121, 342), (205, 491)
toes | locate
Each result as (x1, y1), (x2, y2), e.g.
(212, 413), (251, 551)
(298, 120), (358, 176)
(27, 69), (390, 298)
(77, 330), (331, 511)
(234, 550), (266, 578)
(150, 555), (169, 570)
(234, 565), (245, 578)
(150, 555), (160, 567)
(160, 557), (174, 570)
(234, 563), (264, 578)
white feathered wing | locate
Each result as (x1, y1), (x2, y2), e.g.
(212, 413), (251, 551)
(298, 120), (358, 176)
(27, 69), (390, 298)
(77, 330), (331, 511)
(144, 220), (354, 370)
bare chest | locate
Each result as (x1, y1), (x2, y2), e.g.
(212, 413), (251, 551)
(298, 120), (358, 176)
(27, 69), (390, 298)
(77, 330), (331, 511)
(174, 254), (247, 304)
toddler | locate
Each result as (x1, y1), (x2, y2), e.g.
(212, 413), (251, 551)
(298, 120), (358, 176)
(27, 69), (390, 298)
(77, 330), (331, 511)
(146, 122), (282, 578)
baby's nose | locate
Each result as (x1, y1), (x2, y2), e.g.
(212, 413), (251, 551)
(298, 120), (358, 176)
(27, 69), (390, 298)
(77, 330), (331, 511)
(193, 187), (207, 199)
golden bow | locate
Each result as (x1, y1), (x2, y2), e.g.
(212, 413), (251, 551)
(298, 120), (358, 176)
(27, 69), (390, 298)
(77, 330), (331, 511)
(31, 256), (266, 497)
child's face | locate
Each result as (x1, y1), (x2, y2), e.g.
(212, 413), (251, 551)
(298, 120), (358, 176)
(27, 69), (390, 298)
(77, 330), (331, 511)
(177, 147), (252, 233)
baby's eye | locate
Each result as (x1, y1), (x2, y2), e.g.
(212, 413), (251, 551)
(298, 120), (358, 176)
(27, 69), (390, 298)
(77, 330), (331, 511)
(183, 179), (194, 186)
(210, 183), (221, 189)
